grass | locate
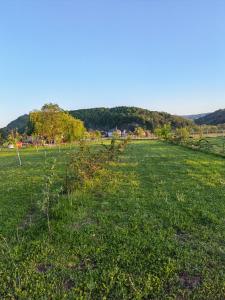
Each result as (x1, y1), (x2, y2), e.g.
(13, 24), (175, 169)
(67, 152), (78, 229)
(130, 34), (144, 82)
(206, 136), (225, 155)
(1, 141), (225, 299)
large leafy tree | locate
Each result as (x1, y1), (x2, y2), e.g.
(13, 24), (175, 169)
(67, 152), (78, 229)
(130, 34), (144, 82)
(62, 112), (85, 142)
(30, 103), (85, 143)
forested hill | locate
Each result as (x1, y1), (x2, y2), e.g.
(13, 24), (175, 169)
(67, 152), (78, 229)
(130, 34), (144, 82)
(0, 114), (29, 137)
(195, 109), (225, 125)
(70, 107), (192, 131)
(0, 106), (192, 137)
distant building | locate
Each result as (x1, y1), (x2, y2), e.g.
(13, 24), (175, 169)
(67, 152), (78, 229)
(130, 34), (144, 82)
(121, 130), (127, 137)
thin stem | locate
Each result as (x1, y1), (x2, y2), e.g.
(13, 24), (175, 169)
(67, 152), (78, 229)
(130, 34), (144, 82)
(16, 148), (22, 166)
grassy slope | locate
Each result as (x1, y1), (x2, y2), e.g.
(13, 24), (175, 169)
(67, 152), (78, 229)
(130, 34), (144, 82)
(1, 141), (225, 299)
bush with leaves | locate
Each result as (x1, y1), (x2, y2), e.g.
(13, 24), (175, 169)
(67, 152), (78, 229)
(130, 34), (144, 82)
(173, 127), (190, 144)
(64, 139), (129, 194)
(180, 136), (215, 154)
(154, 124), (172, 141)
(198, 138), (213, 152)
(134, 127), (146, 138)
(39, 157), (63, 232)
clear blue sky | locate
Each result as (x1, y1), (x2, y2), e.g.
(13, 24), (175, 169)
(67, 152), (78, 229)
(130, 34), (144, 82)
(0, 0), (225, 127)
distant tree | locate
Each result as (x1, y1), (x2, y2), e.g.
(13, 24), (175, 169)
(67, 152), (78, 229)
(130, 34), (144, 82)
(7, 129), (21, 145)
(30, 103), (85, 144)
(88, 130), (102, 140)
(30, 103), (64, 143)
(174, 127), (190, 143)
(155, 124), (172, 141)
(112, 130), (121, 139)
(83, 131), (91, 140)
(94, 130), (102, 139)
(62, 113), (85, 142)
(134, 127), (146, 137)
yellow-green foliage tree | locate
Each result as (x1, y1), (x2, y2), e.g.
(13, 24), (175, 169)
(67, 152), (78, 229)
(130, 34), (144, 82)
(88, 130), (102, 140)
(30, 103), (85, 144)
(7, 129), (21, 146)
(174, 127), (190, 143)
(62, 113), (85, 142)
(134, 127), (146, 137)
(154, 124), (172, 140)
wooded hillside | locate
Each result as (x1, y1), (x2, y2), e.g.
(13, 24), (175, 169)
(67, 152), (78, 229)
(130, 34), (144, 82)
(0, 106), (192, 137)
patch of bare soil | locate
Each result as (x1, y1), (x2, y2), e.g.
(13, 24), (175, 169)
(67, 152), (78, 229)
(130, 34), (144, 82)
(36, 263), (53, 273)
(63, 279), (75, 290)
(179, 272), (201, 289)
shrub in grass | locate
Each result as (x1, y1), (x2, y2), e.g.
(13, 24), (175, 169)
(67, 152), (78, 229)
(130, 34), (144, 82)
(39, 158), (63, 232)
(64, 139), (129, 194)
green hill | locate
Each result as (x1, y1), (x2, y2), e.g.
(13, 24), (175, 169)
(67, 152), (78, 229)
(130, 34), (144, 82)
(0, 114), (29, 138)
(0, 106), (192, 137)
(195, 109), (225, 125)
(70, 106), (192, 131)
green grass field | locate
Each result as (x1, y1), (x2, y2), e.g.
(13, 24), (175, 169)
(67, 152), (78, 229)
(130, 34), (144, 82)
(206, 136), (225, 155)
(1, 141), (225, 299)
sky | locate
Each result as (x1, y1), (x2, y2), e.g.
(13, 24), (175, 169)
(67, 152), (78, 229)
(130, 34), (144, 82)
(0, 0), (225, 127)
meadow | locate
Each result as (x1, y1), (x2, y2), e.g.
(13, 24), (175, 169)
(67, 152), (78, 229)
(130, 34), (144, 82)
(1, 140), (225, 299)
(206, 136), (225, 155)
